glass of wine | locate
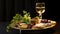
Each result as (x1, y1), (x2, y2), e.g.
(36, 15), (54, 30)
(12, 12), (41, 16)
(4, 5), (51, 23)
(36, 2), (45, 19)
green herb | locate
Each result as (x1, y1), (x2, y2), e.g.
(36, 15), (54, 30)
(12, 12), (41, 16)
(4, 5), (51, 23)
(6, 10), (31, 32)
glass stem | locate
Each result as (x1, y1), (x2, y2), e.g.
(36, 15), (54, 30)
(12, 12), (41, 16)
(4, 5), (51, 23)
(39, 13), (42, 19)
(39, 14), (42, 23)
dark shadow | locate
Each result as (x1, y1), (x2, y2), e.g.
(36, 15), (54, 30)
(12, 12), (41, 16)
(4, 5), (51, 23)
(21, 28), (55, 34)
(7, 28), (20, 34)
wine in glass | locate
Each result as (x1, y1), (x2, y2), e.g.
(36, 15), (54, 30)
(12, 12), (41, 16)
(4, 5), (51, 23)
(36, 2), (45, 19)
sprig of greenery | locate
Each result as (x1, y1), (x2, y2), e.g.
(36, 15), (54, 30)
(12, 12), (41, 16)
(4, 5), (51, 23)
(22, 10), (31, 24)
(6, 10), (31, 32)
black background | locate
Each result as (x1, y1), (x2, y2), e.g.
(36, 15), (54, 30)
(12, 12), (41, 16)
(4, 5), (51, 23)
(0, 0), (59, 22)
(0, 0), (60, 34)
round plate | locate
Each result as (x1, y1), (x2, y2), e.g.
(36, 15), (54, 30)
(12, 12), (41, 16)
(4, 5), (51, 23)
(10, 20), (56, 30)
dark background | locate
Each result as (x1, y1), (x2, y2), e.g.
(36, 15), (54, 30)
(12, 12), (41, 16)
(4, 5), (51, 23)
(0, 0), (60, 34)
(0, 0), (59, 22)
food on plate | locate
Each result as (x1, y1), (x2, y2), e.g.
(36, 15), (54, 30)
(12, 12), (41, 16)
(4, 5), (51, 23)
(31, 17), (39, 24)
(44, 23), (51, 27)
(51, 21), (56, 26)
(17, 18), (56, 29)
(32, 23), (46, 29)
(41, 19), (48, 23)
(19, 23), (28, 29)
(32, 25), (40, 29)
(41, 19), (51, 23)
(27, 24), (33, 29)
(35, 23), (45, 28)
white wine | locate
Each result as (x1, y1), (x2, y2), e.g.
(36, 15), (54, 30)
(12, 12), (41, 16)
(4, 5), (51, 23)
(36, 7), (45, 19)
(36, 7), (45, 14)
(36, 2), (45, 19)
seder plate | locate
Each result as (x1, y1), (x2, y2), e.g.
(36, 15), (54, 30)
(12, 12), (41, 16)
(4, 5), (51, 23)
(10, 19), (56, 30)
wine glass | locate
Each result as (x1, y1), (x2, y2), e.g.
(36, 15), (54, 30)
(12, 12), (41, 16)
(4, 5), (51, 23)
(36, 2), (45, 19)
